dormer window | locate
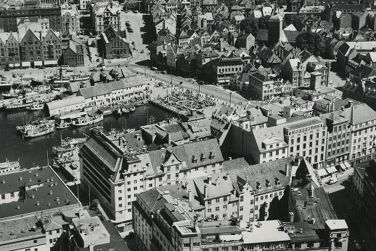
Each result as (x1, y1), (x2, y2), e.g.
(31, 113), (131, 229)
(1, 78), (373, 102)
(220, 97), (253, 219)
(200, 153), (205, 161)
(192, 155), (197, 163)
(275, 178), (280, 186)
(256, 182), (261, 190)
(266, 180), (271, 188)
(209, 151), (214, 159)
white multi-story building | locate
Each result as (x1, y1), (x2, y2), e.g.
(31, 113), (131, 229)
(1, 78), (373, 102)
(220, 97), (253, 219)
(89, 1), (121, 34)
(46, 77), (146, 116)
(284, 117), (327, 169)
(79, 129), (224, 234)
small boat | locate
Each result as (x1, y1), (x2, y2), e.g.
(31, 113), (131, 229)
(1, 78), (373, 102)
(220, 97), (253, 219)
(2, 87), (21, 99)
(23, 125), (54, 138)
(26, 102), (44, 111)
(122, 108), (130, 114)
(17, 119), (55, 134)
(114, 108), (122, 115)
(71, 113), (103, 127)
(70, 74), (90, 82)
(129, 106), (136, 112)
(56, 120), (71, 129)
(5, 99), (32, 112)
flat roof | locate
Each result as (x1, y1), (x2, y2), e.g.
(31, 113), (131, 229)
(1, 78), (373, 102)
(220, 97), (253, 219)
(0, 216), (44, 244)
(326, 219), (348, 231)
(284, 117), (323, 131)
(0, 166), (80, 219)
(242, 220), (290, 244)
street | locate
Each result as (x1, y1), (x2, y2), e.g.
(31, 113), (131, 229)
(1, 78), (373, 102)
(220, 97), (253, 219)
(324, 170), (376, 250)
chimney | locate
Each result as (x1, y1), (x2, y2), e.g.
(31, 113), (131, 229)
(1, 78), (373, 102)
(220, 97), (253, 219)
(308, 184), (314, 198)
(188, 189), (193, 201)
(285, 164), (291, 176)
(204, 184), (208, 198)
(350, 102), (355, 125)
(289, 211), (294, 223)
(207, 175), (212, 184)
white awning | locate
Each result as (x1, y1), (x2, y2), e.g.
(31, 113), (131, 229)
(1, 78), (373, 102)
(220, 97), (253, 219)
(317, 168), (328, 177)
(344, 161), (351, 169)
(14, 63), (20, 67)
(326, 166), (337, 174)
(339, 163), (347, 171)
(8, 63), (14, 68)
(34, 61), (43, 66)
(22, 61), (31, 67)
(44, 60), (58, 65)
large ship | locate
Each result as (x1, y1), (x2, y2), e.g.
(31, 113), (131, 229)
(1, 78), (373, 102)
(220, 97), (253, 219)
(71, 113), (103, 127)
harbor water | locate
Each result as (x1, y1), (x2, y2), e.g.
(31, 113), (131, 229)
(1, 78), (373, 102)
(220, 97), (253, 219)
(0, 104), (171, 168)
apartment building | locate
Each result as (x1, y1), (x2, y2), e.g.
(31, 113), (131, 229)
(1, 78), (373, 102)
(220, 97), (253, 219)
(61, 4), (81, 35)
(89, 1), (122, 34)
(347, 103), (376, 163)
(212, 56), (244, 84)
(284, 117), (327, 169)
(321, 109), (352, 167)
(248, 70), (293, 100)
(134, 168), (349, 251)
(79, 129), (224, 233)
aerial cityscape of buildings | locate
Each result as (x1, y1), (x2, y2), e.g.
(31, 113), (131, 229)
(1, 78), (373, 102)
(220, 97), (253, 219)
(2, 0), (376, 250)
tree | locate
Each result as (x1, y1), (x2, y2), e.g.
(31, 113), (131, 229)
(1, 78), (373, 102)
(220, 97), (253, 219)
(239, 17), (258, 35)
(258, 16), (270, 30)
(295, 32), (326, 56)
(285, 14), (305, 31)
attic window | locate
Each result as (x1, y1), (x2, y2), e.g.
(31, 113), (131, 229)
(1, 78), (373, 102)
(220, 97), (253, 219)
(256, 182), (261, 190)
(200, 153), (206, 161)
(266, 180), (271, 188)
(209, 151), (214, 159)
(275, 178), (281, 185)
(192, 155), (197, 163)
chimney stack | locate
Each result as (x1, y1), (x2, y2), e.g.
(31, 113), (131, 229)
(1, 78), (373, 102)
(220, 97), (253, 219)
(285, 164), (291, 176)
(204, 184), (208, 198)
(188, 189), (192, 201)
(207, 175), (212, 184)
(289, 212), (294, 223)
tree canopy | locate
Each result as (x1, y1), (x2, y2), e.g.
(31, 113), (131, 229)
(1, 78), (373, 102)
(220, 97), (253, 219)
(295, 32), (326, 56)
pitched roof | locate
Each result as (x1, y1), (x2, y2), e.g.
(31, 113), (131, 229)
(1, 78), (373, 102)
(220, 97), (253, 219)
(78, 78), (144, 99)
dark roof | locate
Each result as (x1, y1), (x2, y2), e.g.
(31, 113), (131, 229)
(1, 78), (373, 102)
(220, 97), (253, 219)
(290, 181), (337, 229)
(98, 221), (130, 251)
(256, 29), (268, 41)
(284, 30), (300, 43)
(148, 138), (223, 171)
(224, 157), (292, 195)
(223, 157), (249, 171)
(350, 64), (376, 79)
(0, 166), (80, 219)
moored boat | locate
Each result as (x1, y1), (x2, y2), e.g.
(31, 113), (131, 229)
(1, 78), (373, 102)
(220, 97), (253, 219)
(23, 125), (54, 138)
(71, 113), (103, 127)
(5, 99), (32, 112)
(55, 119), (71, 129)
(26, 102), (44, 111)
